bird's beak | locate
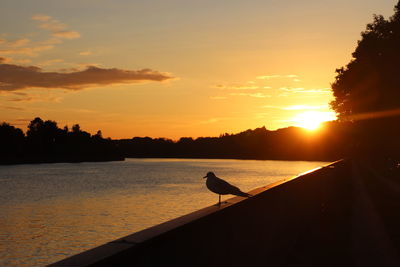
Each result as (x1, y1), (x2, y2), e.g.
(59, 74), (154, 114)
(203, 175), (207, 179)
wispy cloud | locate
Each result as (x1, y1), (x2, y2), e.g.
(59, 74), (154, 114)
(0, 63), (175, 91)
(7, 38), (30, 48)
(0, 38), (31, 48)
(0, 105), (25, 111)
(11, 91), (27, 96)
(0, 45), (54, 57)
(31, 14), (52, 22)
(279, 87), (331, 94)
(215, 84), (259, 90)
(32, 14), (81, 40)
(8, 118), (32, 127)
(0, 57), (12, 63)
(282, 104), (328, 110)
(79, 51), (92, 56)
(263, 104), (330, 110)
(0, 89), (63, 102)
(37, 59), (64, 67)
(7, 95), (63, 103)
(0, 14), (80, 60)
(198, 118), (221, 124)
(210, 96), (227, 100)
(53, 30), (80, 39)
(230, 92), (271, 98)
(256, 74), (298, 80)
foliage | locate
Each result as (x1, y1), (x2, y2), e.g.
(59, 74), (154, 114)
(330, 2), (400, 157)
(0, 122), (24, 162)
(0, 118), (122, 164)
(331, 2), (400, 118)
(116, 124), (348, 161)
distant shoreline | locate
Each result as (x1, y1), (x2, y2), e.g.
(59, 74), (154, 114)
(0, 156), (125, 166)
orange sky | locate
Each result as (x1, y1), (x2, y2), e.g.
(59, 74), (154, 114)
(0, 0), (397, 139)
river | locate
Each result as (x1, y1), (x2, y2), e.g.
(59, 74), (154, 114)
(0, 158), (328, 266)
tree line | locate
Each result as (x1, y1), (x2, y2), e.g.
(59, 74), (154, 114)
(1, 116), (398, 165)
(116, 123), (352, 161)
(1, 117), (351, 165)
(0, 117), (123, 164)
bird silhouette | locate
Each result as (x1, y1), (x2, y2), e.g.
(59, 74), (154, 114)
(203, 171), (251, 206)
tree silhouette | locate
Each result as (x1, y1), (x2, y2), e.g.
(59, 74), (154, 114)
(0, 117), (123, 164)
(330, 2), (400, 156)
(331, 2), (400, 118)
(0, 122), (25, 163)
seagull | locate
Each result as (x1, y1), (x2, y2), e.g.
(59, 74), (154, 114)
(203, 171), (252, 206)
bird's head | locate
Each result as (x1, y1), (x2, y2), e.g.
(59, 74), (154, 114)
(203, 171), (215, 179)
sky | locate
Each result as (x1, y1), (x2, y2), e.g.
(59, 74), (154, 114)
(0, 0), (397, 139)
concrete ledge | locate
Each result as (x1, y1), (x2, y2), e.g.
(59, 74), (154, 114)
(48, 160), (346, 267)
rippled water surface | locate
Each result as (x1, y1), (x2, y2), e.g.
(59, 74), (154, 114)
(0, 158), (328, 266)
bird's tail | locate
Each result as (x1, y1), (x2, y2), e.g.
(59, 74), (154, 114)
(237, 191), (252, 198)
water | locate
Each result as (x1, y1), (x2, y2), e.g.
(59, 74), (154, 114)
(0, 158), (328, 266)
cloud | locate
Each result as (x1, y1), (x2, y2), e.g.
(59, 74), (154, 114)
(1, 90), (62, 102)
(0, 105), (25, 111)
(37, 59), (64, 66)
(41, 37), (63, 45)
(8, 118), (32, 126)
(215, 84), (259, 90)
(32, 15), (81, 40)
(282, 105), (328, 110)
(0, 62), (175, 91)
(0, 57), (11, 63)
(53, 30), (81, 39)
(12, 91), (28, 96)
(38, 21), (66, 32)
(8, 95), (63, 103)
(210, 96), (227, 100)
(0, 38), (31, 48)
(198, 118), (221, 124)
(230, 92), (271, 98)
(79, 51), (92, 56)
(8, 97), (34, 102)
(279, 87), (331, 94)
(0, 45), (54, 56)
(10, 58), (32, 64)
(256, 74), (298, 80)
(263, 104), (330, 110)
(0, 15), (81, 61)
(32, 14), (52, 22)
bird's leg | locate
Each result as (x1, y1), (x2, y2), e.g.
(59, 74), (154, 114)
(218, 195), (221, 206)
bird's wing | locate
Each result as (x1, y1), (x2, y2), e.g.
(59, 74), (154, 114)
(213, 177), (241, 195)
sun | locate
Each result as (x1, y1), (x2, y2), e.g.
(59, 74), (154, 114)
(292, 111), (336, 130)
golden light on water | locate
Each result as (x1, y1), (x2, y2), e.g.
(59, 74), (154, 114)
(292, 111), (337, 130)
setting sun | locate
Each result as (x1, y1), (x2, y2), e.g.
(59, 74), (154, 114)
(292, 111), (336, 130)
